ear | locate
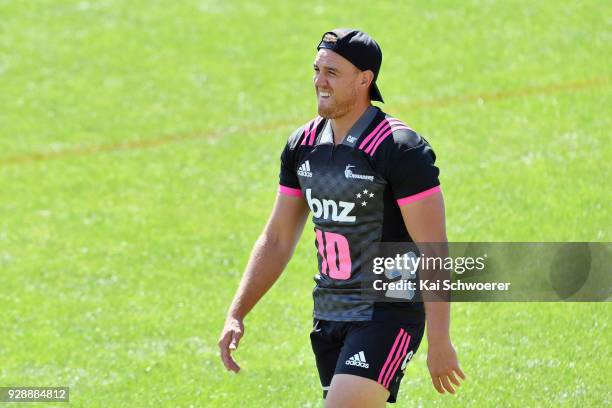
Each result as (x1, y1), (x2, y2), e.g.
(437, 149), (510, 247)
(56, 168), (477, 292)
(359, 70), (374, 89)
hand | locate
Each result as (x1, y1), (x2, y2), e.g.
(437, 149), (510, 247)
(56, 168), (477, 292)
(427, 338), (465, 394)
(218, 316), (244, 373)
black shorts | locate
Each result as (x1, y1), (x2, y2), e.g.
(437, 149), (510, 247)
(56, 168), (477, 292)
(310, 318), (425, 403)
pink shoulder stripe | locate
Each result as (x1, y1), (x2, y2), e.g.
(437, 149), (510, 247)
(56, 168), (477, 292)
(359, 117), (415, 155)
(308, 116), (324, 145)
(366, 125), (410, 155)
(300, 116), (323, 146)
(300, 120), (313, 146)
(365, 126), (393, 154)
(396, 186), (441, 206)
(367, 128), (398, 155)
(365, 118), (415, 156)
(359, 118), (390, 150)
(279, 185), (302, 197)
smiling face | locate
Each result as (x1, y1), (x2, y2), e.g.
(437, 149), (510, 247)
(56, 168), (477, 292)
(313, 49), (371, 119)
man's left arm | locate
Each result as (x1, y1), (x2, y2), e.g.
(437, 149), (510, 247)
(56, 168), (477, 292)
(399, 191), (466, 394)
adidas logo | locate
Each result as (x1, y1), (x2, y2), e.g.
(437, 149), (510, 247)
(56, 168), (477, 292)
(345, 351), (369, 368)
(297, 160), (313, 178)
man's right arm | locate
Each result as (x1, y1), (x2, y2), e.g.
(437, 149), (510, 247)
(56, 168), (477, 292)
(218, 191), (309, 372)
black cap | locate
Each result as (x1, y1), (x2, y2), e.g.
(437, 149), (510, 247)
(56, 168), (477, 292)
(317, 28), (384, 103)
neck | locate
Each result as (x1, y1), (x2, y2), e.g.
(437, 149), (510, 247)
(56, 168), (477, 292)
(330, 101), (371, 145)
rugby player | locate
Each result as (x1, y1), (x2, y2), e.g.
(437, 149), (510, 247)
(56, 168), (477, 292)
(219, 28), (465, 407)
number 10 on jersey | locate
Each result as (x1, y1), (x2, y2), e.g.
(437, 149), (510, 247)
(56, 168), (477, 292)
(315, 228), (352, 280)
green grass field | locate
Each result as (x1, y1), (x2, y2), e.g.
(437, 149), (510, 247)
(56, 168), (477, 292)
(0, 0), (610, 406)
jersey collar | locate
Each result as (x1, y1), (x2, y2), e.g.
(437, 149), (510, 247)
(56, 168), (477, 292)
(319, 105), (379, 147)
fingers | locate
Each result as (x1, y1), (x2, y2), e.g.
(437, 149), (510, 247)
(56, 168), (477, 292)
(430, 366), (466, 395)
(431, 373), (459, 395)
(218, 318), (245, 373)
(439, 375), (456, 394)
(427, 342), (466, 395)
(455, 365), (466, 380)
(224, 351), (241, 373)
(448, 370), (461, 387)
(218, 330), (241, 373)
(430, 375), (444, 394)
(218, 332), (232, 370)
(229, 330), (242, 351)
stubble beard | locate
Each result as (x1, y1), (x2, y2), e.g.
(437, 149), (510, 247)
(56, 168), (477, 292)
(317, 88), (358, 119)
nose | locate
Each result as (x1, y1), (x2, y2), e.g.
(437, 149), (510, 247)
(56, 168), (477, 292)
(314, 72), (327, 89)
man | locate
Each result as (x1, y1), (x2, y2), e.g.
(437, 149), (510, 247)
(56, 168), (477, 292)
(219, 28), (465, 407)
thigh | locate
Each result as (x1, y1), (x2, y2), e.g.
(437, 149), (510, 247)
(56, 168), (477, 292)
(325, 374), (388, 408)
(333, 320), (425, 403)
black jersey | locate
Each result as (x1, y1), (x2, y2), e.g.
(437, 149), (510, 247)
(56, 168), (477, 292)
(279, 106), (440, 322)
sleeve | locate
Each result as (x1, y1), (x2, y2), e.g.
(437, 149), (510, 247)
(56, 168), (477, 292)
(383, 132), (441, 206)
(278, 139), (302, 197)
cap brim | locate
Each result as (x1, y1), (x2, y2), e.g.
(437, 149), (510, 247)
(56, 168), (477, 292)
(370, 82), (384, 103)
